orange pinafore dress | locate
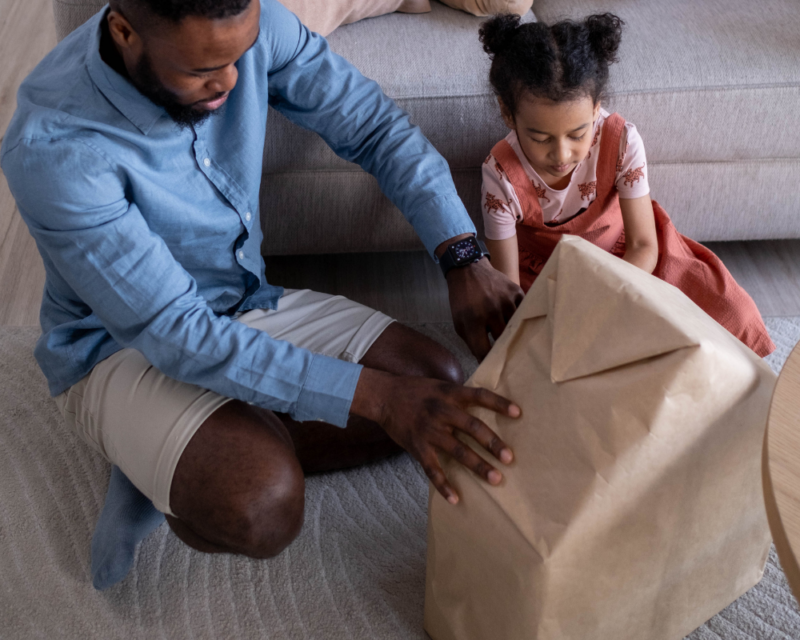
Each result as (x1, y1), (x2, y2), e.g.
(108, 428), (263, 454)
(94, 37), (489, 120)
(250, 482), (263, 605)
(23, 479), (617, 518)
(490, 112), (775, 357)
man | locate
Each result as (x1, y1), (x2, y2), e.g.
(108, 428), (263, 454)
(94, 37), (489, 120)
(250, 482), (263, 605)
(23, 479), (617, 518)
(1, 0), (523, 573)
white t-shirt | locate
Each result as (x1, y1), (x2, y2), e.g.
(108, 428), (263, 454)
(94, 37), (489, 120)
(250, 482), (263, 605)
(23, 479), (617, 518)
(481, 109), (650, 240)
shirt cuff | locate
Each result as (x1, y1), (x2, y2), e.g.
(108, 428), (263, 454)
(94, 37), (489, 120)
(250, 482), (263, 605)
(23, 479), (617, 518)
(292, 354), (363, 427)
(409, 193), (477, 259)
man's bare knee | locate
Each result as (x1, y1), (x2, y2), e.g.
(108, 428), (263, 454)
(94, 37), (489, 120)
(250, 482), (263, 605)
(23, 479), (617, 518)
(231, 456), (305, 559)
(169, 402), (306, 559)
(427, 350), (465, 385)
(414, 344), (465, 385)
(361, 323), (465, 384)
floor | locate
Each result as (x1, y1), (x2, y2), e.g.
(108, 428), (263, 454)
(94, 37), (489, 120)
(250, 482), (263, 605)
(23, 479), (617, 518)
(1, 0), (799, 328)
(0, 0), (54, 326)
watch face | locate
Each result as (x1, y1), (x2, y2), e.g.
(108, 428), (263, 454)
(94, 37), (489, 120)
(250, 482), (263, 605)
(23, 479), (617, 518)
(451, 237), (480, 264)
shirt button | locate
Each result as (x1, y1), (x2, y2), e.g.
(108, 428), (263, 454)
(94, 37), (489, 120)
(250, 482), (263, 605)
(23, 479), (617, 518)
(238, 250), (245, 260)
(203, 158), (211, 167)
(245, 211), (252, 222)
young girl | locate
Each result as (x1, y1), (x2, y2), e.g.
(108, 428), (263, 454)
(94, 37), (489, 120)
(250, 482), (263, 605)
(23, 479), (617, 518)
(479, 13), (775, 357)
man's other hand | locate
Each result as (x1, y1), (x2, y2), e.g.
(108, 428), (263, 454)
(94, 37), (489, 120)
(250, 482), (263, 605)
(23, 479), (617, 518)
(351, 369), (521, 504)
(438, 233), (524, 360)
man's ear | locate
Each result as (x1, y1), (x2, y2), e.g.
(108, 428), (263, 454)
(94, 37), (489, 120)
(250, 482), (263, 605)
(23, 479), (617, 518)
(498, 97), (515, 130)
(107, 10), (142, 56)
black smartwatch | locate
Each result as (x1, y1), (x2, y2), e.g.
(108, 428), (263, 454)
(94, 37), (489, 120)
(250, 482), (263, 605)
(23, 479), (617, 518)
(438, 236), (490, 278)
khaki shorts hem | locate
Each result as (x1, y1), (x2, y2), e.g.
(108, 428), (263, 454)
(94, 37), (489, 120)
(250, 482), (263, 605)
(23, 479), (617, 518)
(151, 393), (233, 516)
(341, 313), (396, 363)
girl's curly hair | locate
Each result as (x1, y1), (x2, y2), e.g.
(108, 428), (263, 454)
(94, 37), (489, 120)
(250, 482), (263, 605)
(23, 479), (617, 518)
(479, 13), (624, 116)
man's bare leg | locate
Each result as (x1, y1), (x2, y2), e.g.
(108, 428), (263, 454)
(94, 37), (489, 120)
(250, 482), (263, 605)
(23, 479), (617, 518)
(166, 323), (464, 557)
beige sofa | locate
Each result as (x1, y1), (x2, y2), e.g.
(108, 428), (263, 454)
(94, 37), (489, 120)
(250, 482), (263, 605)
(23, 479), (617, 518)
(52, 0), (800, 254)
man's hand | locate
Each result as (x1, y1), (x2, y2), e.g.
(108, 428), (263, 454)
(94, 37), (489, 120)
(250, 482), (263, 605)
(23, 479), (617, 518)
(351, 368), (521, 504)
(437, 233), (524, 360)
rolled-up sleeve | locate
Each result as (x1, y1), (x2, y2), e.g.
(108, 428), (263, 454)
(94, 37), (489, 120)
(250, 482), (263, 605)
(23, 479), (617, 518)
(262, 0), (476, 256)
(3, 138), (361, 426)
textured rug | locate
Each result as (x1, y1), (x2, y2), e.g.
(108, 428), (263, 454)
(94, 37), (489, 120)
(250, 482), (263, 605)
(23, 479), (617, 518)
(2, 319), (800, 639)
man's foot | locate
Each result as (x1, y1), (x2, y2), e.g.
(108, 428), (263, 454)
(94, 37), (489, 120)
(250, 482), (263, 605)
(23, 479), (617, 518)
(91, 465), (165, 590)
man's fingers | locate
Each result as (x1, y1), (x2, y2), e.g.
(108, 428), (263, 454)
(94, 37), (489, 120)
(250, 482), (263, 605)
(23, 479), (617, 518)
(422, 454), (459, 505)
(449, 410), (513, 464)
(463, 385), (521, 419)
(439, 435), (502, 485)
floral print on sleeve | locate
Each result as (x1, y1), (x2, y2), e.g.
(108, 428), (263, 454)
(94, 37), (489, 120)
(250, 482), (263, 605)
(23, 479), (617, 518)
(622, 165), (645, 188)
(481, 154), (522, 240)
(484, 192), (510, 214)
(615, 123), (649, 199)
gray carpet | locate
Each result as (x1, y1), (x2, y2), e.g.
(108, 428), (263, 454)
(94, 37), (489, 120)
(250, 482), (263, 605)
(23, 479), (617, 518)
(2, 319), (800, 639)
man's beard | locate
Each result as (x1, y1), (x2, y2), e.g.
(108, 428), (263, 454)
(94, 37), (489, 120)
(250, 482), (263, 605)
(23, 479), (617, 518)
(132, 53), (226, 129)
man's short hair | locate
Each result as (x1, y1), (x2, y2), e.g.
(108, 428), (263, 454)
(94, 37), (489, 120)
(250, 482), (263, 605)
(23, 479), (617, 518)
(113, 0), (252, 23)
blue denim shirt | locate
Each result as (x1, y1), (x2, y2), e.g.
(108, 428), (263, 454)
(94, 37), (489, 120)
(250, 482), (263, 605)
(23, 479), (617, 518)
(1, 1), (475, 427)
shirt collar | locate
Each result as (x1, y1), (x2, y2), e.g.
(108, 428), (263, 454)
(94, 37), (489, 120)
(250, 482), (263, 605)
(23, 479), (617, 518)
(85, 8), (166, 135)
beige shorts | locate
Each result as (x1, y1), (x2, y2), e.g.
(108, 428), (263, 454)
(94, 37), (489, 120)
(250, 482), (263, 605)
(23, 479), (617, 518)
(55, 289), (394, 515)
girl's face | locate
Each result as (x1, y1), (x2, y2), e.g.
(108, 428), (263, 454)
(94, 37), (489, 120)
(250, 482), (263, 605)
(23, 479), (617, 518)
(501, 93), (600, 189)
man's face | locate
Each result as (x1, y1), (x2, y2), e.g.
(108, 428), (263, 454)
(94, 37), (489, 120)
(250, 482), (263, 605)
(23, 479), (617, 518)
(109, 1), (261, 127)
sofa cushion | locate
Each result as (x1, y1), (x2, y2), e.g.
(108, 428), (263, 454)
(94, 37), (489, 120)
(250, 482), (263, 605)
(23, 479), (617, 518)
(54, 0), (800, 167)
(263, 2), (519, 174)
(259, 160), (800, 253)
(278, 0), (431, 37)
(266, 0), (800, 172)
(52, 0), (102, 42)
(50, 0), (432, 39)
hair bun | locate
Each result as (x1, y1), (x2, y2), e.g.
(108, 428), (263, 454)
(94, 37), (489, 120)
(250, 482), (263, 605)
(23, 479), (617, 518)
(585, 13), (623, 63)
(479, 14), (523, 57)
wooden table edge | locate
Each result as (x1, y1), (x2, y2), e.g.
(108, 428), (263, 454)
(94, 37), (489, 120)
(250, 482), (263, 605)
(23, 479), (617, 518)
(763, 341), (800, 602)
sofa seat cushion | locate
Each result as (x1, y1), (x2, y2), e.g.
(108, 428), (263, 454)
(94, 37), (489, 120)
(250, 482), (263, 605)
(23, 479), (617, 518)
(263, 1), (517, 174)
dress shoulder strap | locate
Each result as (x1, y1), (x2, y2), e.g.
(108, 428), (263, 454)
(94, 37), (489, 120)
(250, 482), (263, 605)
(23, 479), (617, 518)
(596, 113), (626, 191)
(489, 138), (542, 223)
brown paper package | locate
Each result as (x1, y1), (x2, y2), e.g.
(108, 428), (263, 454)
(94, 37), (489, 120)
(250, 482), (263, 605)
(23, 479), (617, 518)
(424, 235), (774, 640)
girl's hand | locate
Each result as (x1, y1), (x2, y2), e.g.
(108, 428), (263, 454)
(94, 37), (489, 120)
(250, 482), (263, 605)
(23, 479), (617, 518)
(620, 195), (659, 274)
